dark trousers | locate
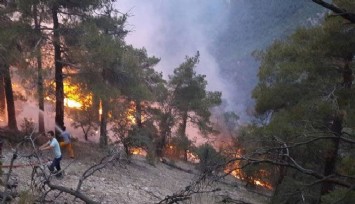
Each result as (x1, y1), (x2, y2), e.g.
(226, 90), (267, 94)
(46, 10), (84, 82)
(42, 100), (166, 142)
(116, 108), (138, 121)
(48, 155), (62, 172)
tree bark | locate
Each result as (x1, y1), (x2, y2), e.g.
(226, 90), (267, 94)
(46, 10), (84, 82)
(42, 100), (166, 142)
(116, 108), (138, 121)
(46, 182), (99, 204)
(3, 64), (17, 130)
(321, 57), (353, 194)
(157, 112), (172, 157)
(181, 111), (188, 161)
(52, 5), (64, 136)
(0, 74), (6, 124)
(99, 98), (108, 148)
(181, 111), (188, 135)
(135, 100), (142, 128)
(34, 4), (45, 133)
(321, 115), (342, 195)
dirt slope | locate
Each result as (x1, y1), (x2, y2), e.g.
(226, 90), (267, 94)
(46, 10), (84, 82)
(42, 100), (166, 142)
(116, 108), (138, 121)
(0, 141), (270, 204)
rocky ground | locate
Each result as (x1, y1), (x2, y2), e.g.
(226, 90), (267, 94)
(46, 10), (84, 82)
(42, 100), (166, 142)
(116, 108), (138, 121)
(0, 140), (270, 204)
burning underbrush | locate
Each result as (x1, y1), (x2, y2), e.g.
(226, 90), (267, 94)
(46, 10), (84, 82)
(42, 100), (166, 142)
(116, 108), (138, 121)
(129, 143), (274, 191)
(225, 162), (273, 190)
(2, 65), (274, 194)
(0, 138), (269, 204)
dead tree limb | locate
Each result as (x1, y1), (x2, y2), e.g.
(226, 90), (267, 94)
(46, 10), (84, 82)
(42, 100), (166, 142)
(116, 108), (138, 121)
(158, 174), (221, 204)
(38, 153), (120, 204)
(26, 132), (110, 203)
(45, 183), (99, 204)
(161, 158), (193, 173)
(312, 0), (355, 23)
(76, 153), (121, 192)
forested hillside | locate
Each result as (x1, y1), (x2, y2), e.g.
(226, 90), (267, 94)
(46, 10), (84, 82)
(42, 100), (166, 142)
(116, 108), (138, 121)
(237, 1), (355, 203)
(1, 0), (354, 203)
(214, 0), (323, 119)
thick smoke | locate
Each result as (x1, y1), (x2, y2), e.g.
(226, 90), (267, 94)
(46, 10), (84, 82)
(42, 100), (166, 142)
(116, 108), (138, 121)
(115, 0), (323, 123)
(116, 0), (233, 104)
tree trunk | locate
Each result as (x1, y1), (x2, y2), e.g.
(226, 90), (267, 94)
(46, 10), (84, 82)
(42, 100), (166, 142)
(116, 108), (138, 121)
(157, 112), (172, 157)
(181, 111), (188, 161)
(3, 64), (17, 130)
(135, 100), (142, 128)
(320, 57), (351, 195)
(181, 111), (188, 135)
(93, 94), (100, 121)
(34, 4), (45, 133)
(52, 5), (65, 136)
(37, 51), (45, 133)
(321, 115), (342, 195)
(0, 75), (6, 124)
(99, 98), (108, 148)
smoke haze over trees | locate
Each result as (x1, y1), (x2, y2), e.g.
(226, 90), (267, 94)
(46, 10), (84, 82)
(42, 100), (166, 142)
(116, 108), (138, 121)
(118, 0), (323, 121)
(2, 0), (355, 203)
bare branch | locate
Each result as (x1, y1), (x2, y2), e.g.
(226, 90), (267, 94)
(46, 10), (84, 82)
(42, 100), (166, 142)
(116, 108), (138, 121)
(224, 156), (353, 189)
(312, 0), (355, 23)
(76, 153), (120, 191)
(45, 182), (99, 204)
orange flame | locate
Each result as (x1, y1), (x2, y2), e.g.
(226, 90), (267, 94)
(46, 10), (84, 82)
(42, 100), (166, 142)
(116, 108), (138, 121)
(63, 81), (92, 109)
(187, 150), (200, 163)
(129, 147), (147, 156)
(224, 149), (273, 190)
(126, 105), (136, 125)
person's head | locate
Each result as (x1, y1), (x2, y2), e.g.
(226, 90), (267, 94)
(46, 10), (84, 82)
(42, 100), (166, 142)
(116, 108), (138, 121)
(47, 130), (55, 139)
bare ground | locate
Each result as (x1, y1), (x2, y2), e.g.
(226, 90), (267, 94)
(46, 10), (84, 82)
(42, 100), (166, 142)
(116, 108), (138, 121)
(0, 140), (270, 204)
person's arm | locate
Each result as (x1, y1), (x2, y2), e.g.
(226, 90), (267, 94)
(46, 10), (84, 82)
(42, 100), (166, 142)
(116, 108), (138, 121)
(39, 141), (51, 151)
(40, 145), (53, 151)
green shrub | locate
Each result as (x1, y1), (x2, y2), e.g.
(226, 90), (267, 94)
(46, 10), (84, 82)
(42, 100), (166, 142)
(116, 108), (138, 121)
(195, 143), (226, 174)
(124, 125), (157, 164)
(321, 189), (355, 204)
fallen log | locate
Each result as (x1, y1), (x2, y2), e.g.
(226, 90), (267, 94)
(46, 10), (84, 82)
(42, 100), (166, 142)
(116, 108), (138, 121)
(161, 158), (193, 174)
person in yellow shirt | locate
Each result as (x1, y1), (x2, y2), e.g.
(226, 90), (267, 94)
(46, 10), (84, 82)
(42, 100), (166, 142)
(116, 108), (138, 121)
(60, 126), (74, 159)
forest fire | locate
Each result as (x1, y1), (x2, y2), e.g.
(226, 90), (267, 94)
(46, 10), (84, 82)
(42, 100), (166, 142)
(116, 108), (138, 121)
(129, 147), (147, 156)
(253, 179), (273, 189)
(64, 98), (82, 109)
(225, 165), (273, 189)
(187, 150), (200, 163)
(125, 103), (137, 125)
(224, 154), (273, 190)
(63, 82), (92, 109)
(44, 81), (92, 110)
(163, 145), (199, 163)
